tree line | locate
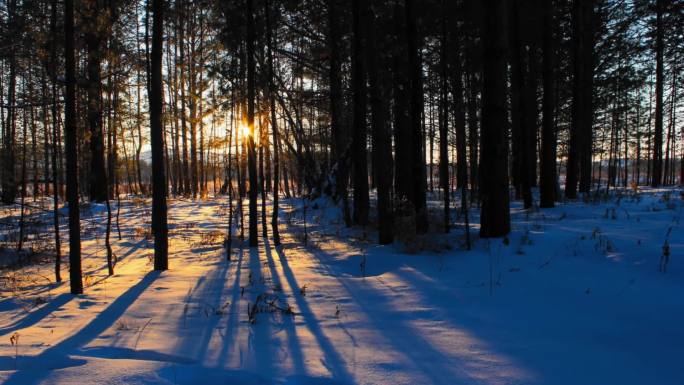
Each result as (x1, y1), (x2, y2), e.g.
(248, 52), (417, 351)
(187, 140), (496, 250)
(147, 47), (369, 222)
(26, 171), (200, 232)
(0, 0), (682, 294)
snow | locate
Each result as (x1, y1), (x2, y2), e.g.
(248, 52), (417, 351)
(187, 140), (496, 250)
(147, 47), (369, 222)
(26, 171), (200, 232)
(1, 189), (683, 384)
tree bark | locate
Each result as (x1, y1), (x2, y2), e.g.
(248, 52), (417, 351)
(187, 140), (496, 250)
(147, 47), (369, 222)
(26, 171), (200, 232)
(441, 1), (453, 232)
(246, 0), (259, 247)
(479, 0), (510, 238)
(2, 0), (17, 205)
(150, 0), (168, 270)
(651, 0), (664, 187)
(351, 0), (369, 226)
(539, 0), (556, 208)
(466, 72), (479, 203)
(178, 0), (191, 195)
(566, 0), (581, 198)
(508, 0), (533, 208)
(328, 0), (352, 227)
(50, 0), (62, 282)
(266, 0), (281, 245)
(392, 2), (412, 205)
(65, 0), (83, 293)
(578, 0), (594, 194)
(84, 1), (109, 203)
(405, 0), (428, 233)
(365, 0), (393, 243)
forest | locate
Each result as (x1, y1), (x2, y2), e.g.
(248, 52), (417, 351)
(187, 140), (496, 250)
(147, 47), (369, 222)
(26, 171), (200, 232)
(0, 0), (683, 384)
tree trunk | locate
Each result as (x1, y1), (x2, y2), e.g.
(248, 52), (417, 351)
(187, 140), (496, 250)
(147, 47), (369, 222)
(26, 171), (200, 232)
(566, 0), (583, 198)
(189, 18), (199, 199)
(578, 0), (594, 194)
(651, 0), (664, 187)
(539, 0), (556, 208)
(2, 0), (17, 205)
(392, 2), (412, 205)
(85, 7), (108, 203)
(18, 91), (28, 252)
(451, 67), (467, 203)
(50, 0), (62, 282)
(405, 0), (427, 233)
(440, 11), (451, 233)
(136, 7), (147, 196)
(328, 0), (352, 227)
(365, 0), (393, 244)
(179, 0), (190, 195)
(466, 72), (479, 203)
(42, 77), (50, 198)
(260, 116), (267, 238)
(524, 19), (540, 193)
(508, 0), (533, 209)
(479, 0), (510, 238)
(29, 77), (38, 201)
(266, 0), (281, 245)
(246, 0), (259, 247)
(150, 0), (168, 270)
(65, 0), (83, 294)
(351, 0), (369, 226)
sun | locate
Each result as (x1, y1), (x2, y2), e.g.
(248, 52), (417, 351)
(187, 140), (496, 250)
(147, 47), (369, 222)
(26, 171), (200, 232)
(238, 121), (252, 142)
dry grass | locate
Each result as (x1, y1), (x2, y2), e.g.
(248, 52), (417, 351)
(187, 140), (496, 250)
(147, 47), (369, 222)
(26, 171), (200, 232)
(134, 226), (152, 240)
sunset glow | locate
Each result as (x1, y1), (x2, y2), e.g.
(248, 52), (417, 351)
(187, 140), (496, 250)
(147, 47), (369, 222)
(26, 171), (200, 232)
(1, 0), (681, 384)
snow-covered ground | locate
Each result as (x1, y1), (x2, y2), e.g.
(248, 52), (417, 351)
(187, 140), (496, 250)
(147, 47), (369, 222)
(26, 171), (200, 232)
(0, 189), (683, 385)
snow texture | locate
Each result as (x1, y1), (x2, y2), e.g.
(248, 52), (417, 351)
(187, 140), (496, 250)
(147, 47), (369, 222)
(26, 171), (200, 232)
(0, 189), (683, 384)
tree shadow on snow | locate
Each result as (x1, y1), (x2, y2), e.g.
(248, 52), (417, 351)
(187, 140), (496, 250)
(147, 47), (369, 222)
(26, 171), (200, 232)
(273, 245), (357, 384)
(169, 251), (231, 365)
(279, 219), (537, 385)
(0, 293), (73, 336)
(1, 270), (161, 385)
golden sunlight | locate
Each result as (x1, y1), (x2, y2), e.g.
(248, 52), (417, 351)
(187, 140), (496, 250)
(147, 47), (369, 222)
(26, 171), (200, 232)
(238, 121), (252, 142)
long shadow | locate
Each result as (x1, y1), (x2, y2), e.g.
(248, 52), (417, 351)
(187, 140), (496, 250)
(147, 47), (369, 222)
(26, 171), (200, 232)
(77, 238), (150, 280)
(274, 246), (356, 384)
(76, 346), (196, 364)
(0, 293), (73, 336)
(216, 241), (245, 365)
(170, 256), (231, 365)
(245, 244), (276, 376)
(277, 206), (534, 383)
(112, 238), (149, 263)
(1, 270), (160, 385)
(292, 241), (474, 382)
(190, 245), (223, 254)
(309, 224), (553, 383)
(262, 238), (306, 375)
